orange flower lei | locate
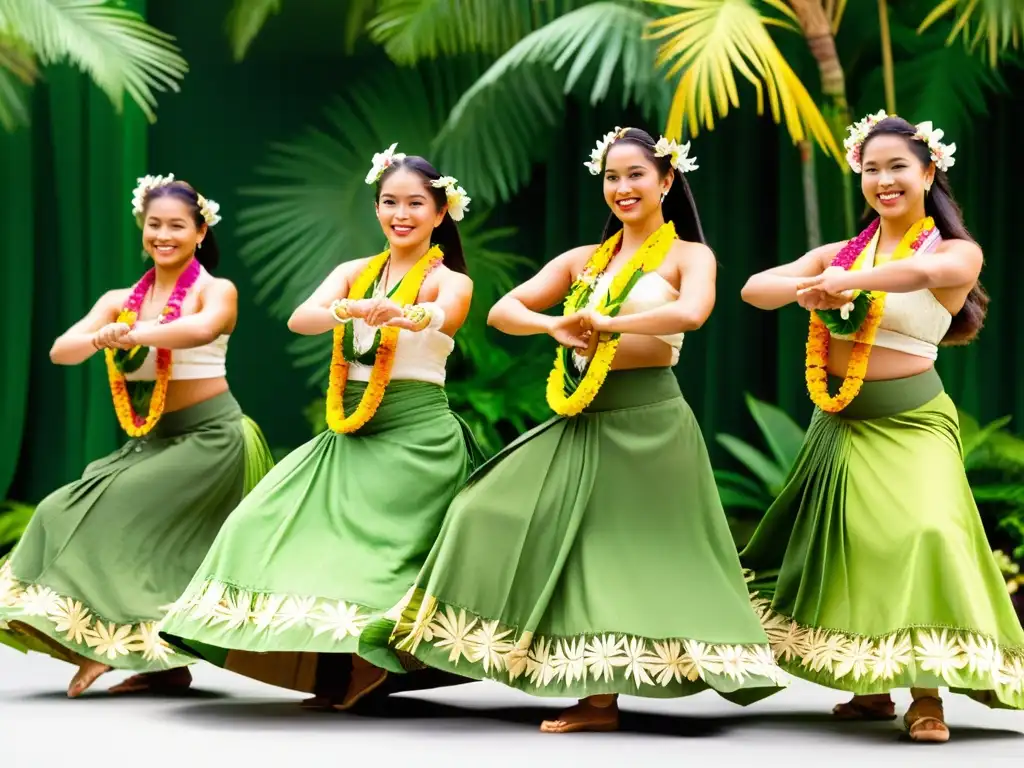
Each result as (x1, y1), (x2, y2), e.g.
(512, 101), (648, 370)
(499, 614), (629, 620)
(546, 222), (677, 416)
(325, 245), (443, 434)
(806, 217), (937, 413)
(105, 258), (201, 437)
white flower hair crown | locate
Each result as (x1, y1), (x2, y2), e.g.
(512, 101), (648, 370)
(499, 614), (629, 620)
(365, 142), (407, 185)
(843, 111), (957, 174)
(430, 175), (471, 222)
(584, 126), (698, 176)
(131, 173), (222, 227)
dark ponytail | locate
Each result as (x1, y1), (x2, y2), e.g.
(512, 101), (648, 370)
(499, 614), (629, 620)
(376, 155), (468, 274)
(860, 117), (987, 345)
(143, 180), (221, 272)
(598, 127), (706, 245)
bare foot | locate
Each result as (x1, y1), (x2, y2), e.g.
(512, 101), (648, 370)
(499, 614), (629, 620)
(904, 696), (949, 743)
(68, 661), (111, 698)
(332, 658), (388, 712)
(540, 695), (619, 734)
(832, 693), (896, 721)
(300, 695), (338, 710)
(107, 667), (192, 695)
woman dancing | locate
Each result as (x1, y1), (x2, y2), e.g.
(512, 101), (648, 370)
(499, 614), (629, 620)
(740, 113), (1024, 742)
(159, 147), (481, 710)
(0, 176), (273, 697)
(363, 127), (786, 733)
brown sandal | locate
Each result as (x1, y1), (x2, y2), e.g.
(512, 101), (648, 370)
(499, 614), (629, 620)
(832, 697), (897, 721)
(904, 696), (950, 743)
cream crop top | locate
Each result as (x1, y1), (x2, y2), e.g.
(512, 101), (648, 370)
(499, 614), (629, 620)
(576, 270), (684, 367)
(831, 230), (951, 361)
(123, 272), (229, 381)
(347, 317), (454, 386)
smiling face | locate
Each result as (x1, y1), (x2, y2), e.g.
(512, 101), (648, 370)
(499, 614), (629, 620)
(860, 133), (934, 221)
(142, 196), (206, 268)
(602, 142), (672, 226)
(375, 167), (446, 249)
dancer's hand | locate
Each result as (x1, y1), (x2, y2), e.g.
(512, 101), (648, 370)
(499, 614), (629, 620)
(575, 308), (612, 333)
(362, 299), (404, 327)
(796, 290), (853, 311)
(547, 313), (590, 349)
(92, 322), (132, 349)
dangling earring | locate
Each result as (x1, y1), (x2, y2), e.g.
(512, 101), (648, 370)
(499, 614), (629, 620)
(924, 180), (933, 193)
(197, 241), (203, 250)
(660, 191), (667, 203)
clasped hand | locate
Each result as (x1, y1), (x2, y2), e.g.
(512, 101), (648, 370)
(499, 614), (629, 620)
(795, 267), (856, 311)
(548, 309), (609, 353)
(92, 322), (135, 350)
(347, 298), (421, 331)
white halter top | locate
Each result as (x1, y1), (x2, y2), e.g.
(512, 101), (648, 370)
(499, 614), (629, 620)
(831, 233), (951, 361)
(583, 270), (684, 365)
(347, 320), (454, 386)
(123, 272), (229, 381)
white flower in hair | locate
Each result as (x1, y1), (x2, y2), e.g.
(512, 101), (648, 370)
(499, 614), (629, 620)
(365, 142), (406, 185)
(131, 173), (175, 217)
(431, 176), (471, 221)
(914, 121), (957, 172)
(197, 195), (222, 227)
(843, 110), (888, 173)
(654, 137), (699, 174)
(583, 127), (622, 175)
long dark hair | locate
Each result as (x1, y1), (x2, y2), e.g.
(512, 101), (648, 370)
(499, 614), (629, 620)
(143, 181), (220, 272)
(375, 156), (467, 274)
(598, 127), (706, 246)
(861, 116), (987, 345)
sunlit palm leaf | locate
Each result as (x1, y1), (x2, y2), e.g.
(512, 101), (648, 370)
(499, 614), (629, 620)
(919, 0), (1024, 66)
(367, 0), (588, 65)
(0, 65), (28, 130)
(643, 0), (842, 163)
(236, 61), (528, 384)
(226, 0), (281, 61)
(828, 0), (848, 33)
(0, 0), (187, 121)
(863, 18), (1007, 141)
(436, 2), (671, 205)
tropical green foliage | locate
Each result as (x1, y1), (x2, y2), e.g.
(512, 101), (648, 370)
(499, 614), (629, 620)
(0, 0), (187, 130)
(0, 500), (34, 557)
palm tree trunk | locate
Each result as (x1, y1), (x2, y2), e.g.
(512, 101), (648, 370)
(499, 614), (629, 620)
(788, 0), (856, 239)
(877, 0), (896, 113)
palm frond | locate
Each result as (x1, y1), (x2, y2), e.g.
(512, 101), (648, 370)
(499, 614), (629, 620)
(0, 0), (187, 122)
(435, 2), (671, 205)
(226, 0), (281, 61)
(367, 0), (587, 65)
(343, 0), (380, 54)
(919, 0), (1024, 66)
(0, 64), (28, 130)
(643, 0), (842, 163)
(863, 16), (1008, 140)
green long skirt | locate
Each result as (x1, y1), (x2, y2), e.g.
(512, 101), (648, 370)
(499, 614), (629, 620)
(0, 391), (273, 672)
(158, 380), (483, 694)
(741, 369), (1024, 708)
(360, 368), (787, 700)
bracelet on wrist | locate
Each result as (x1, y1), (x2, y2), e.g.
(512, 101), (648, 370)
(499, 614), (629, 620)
(402, 304), (430, 331)
(330, 299), (354, 323)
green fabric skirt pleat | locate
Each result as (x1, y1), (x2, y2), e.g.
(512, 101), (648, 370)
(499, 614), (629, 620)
(157, 380), (483, 694)
(741, 369), (1024, 708)
(0, 391), (273, 672)
(360, 368), (787, 701)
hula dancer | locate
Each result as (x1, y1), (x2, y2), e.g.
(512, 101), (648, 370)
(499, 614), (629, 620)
(362, 127), (786, 733)
(0, 177), (273, 697)
(159, 147), (480, 710)
(740, 114), (1024, 742)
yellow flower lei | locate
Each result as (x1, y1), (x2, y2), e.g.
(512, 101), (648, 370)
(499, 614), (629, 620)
(326, 245), (443, 434)
(546, 222), (677, 416)
(806, 217), (936, 413)
(105, 308), (172, 438)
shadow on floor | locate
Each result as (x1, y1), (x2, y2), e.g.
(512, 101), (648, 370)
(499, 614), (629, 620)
(163, 694), (1024, 743)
